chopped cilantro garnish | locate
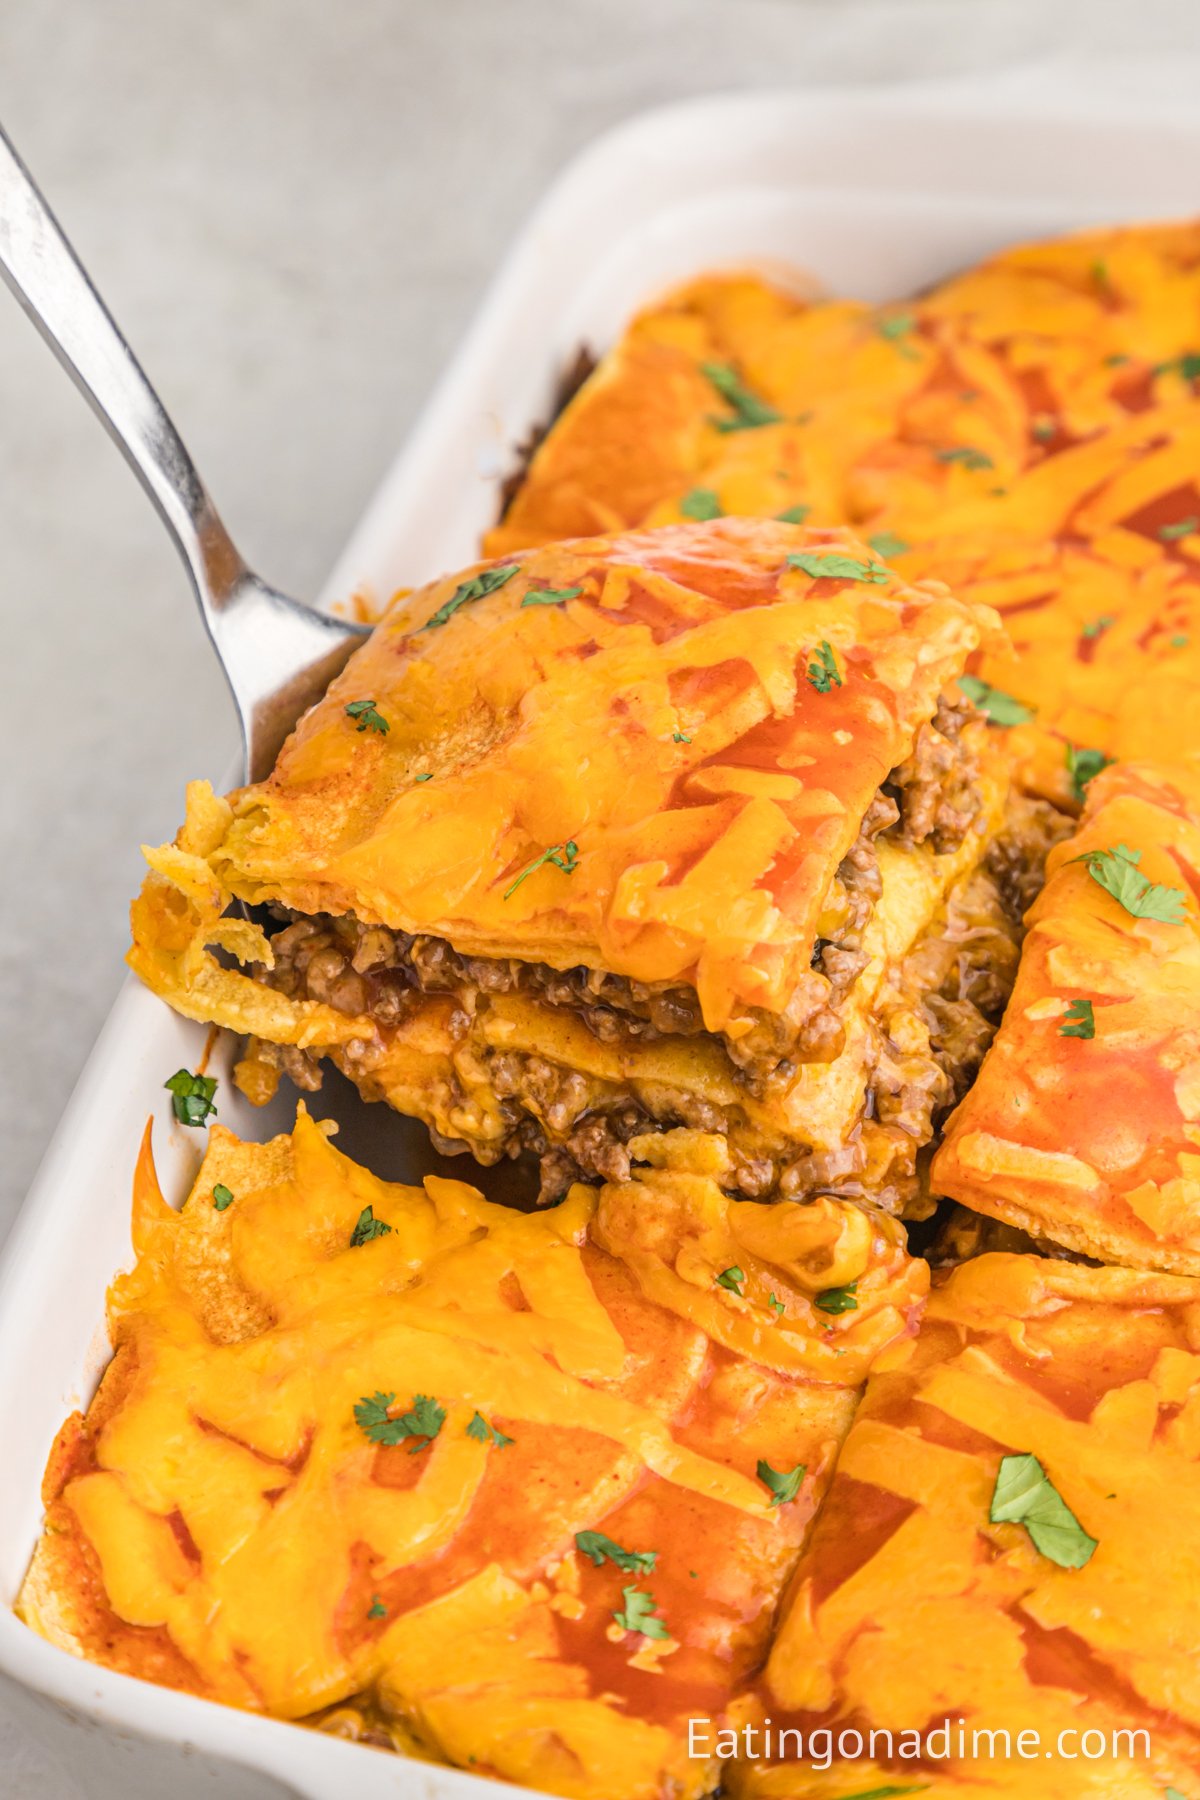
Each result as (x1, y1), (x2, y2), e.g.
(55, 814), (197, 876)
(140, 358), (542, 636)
(957, 673), (1033, 727)
(1066, 743), (1112, 804)
(836, 1787), (931, 1799)
(353, 1391), (445, 1452)
(672, 730), (692, 743)
(164, 1070), (217, 1128)
(344, 699), (389, 734)
(1081, 614), (1115, 640)
(776, 503), (810, 524)
(1154, 352), (1200, 382)
(990, 1452), (1097, 1568)
(1160, 518), (1198, 541)
(424, 562), (520, 629)
(877, 313), (920, 361)
(767, 1293), (785, 1319)
(367, 1596), (387, 1620)
(936, 445), (994, 471)
(1059, 998), (1095, 1040)
(757, 1459), (806, 1507)
(701, 361), (781, 432)
(612, 1584), (669, 1639)
(211, 1184), (234, 1212)
(715, 1265), (745, 1295)
(788, 551), (889, 585)
(814, 1281), (859, 1315)
(466, 1411), (514, 1449)
(679, 487), (722, 521)
(1165, 1789), (1189, 1800)
(868, 531), (910, 558)
(350, 1205), (392, 1247)
(574, 1530), (657, 1575)
(1070, 843), (1187, 923)
(503, 838), (580, 901)
(522, 584), (584, 607)
(1173, 634), (1192, 649)
(414, 772), (433, 782)
(806, 639), (843, 694)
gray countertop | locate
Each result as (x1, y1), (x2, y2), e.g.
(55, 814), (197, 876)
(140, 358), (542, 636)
(2, 1), (1197, 1792)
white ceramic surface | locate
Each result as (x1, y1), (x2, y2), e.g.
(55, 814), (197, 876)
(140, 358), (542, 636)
(5, 75), (1200, 1800)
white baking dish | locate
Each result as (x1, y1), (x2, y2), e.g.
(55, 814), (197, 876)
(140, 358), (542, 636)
(5, 69), (1200, 1800)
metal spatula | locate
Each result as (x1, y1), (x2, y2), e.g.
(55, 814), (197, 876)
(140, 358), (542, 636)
(0, 122), (369, 783)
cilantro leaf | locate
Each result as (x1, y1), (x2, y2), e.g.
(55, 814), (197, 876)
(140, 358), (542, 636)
(814, 1281), (858, 1315)
(522, 585), (583, 607)
(1081, 614), (1115, 640)
(574, 1530), (657, 1575)
(877, 312), (919, 361)
(350, 1205), (392, 1247)
(1065, 743), (1112, 804)
(1070, 843), (1188, 922)
(788, 551), (889, 585)
(1154, 352), (1200, 382)
(1160, 518), (1198, 541)
(414, 772), (433, 782)
(503, 839), (580, 901)
(757, 1459), (806, 1507)
(212, 1184), (234, 1212)
(715, 1265), (745, 1295)
(767, 1293), (785, 1319)
(354, 1391), (446, 1452)
(344, 699), (389, 735)
(868, 531), (910, 558)
(367, 1596), (387, 1620)
(424, 562), (520, 629)
(679, 487), (722, 521)
(836, 1788), (931, 1799)
(612, 1583), (670, 1639)
(989, 1452), (1097, 1568)
(1165, 1789), (1189, 1799)
(776, 503), (810, 524)
(957, 673), (1034, 727)
(164, 1069), (217, 1128)
(701, 361), (781, 432)
(466, 1411), (514, 1449)
(936, 445), (994, 471)
(672, 730), (691, 743)
(807, 639), (843, 694)
(1059, 998), (1095, 1040)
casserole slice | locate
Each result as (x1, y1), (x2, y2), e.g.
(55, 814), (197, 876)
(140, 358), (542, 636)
(19, 1107), (925, 1800)
(933, 759), (1200, 1274)
(128, 518), (1038, 1207)
(729, 1252), (1200, 1799)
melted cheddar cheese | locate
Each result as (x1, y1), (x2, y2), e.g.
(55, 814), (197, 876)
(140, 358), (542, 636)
(728, 1253), (1200, 1798)
(487, 228), (1200, 807)
(935, 759), (1200, 1273)
(131, 518), (996, 1035)
(20, 1109), (925, 1799)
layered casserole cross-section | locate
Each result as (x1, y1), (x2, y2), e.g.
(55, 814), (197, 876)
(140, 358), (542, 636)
(129, 517), (1048, 1210)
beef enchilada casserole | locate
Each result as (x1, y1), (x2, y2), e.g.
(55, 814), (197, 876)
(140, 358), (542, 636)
(22, 215), (1200, 1799)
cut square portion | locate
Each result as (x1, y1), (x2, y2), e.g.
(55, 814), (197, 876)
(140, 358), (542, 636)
(935, 759), (1200, 1273)
(730, 1252), (1200, 1799)
(129, 518), (1040, 1207)
(19, 1109), (925, 1800)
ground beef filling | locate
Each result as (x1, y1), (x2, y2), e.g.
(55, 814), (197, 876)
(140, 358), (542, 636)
(249, 692), (981, 1095)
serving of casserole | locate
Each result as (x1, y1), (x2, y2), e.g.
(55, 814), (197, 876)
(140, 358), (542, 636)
(14, 93), (1200, 1800)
